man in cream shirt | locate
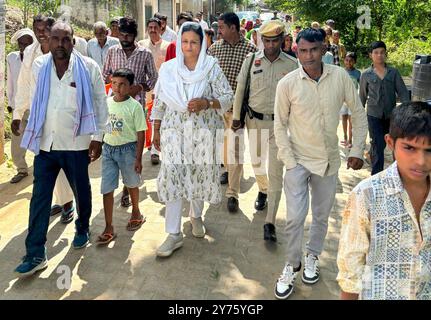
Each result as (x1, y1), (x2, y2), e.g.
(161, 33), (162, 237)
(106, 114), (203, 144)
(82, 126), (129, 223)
(14, 22), (108, 276)
(273, 28), (368, 299)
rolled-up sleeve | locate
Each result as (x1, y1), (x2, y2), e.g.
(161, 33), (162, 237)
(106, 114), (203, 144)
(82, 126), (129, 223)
(336, 188), (370, 294)
(343, 71), (368, 160)
(274, 78), (297, 169)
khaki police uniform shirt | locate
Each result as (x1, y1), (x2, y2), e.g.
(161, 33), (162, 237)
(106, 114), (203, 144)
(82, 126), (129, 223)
(233, 50), (298, 120)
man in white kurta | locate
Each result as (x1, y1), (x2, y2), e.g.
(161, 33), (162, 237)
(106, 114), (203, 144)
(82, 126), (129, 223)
(14, 22), (108, 276)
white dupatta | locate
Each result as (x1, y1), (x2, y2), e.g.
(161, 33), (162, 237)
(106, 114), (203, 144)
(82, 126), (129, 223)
(154, 22), (217, 112)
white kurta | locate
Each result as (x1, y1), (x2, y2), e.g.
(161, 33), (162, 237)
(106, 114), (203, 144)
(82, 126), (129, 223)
(152, 63), (233, 204)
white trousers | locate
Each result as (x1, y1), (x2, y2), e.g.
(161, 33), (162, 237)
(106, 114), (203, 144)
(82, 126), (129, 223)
(53, 169), (74, 206)
(165, 199), (204, 234)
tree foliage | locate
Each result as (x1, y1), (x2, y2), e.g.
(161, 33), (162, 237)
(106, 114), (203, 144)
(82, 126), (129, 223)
(265, 0), (431, 51)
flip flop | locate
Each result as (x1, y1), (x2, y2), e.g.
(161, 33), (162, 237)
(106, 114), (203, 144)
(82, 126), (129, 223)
(60, 206), (75, 224)
(97, 232), (117, 245)
(126, 215), (146, 231)
(120, 194), (132, 208)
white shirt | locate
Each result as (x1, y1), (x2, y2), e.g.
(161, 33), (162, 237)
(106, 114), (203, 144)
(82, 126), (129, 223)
(87, 36), (120, 70)
(161, 26), (177, 43)
(6, 51), (22, 109)
(30, 53), (108, 151)
(13, 42), (44, 120)
(74, 36), (88, 56)
(199, 20), (209, 30)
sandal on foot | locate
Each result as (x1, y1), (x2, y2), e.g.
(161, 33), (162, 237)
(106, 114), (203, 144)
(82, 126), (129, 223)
(127, 215), (146, 231)
(10, 172), (28, 184)
(120, 194), (131, 208)
(60, 206), (75, 224)
(97, 232), (117, 245)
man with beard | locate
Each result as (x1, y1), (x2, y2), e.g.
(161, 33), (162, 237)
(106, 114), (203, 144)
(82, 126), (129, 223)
(103, 16), (158, 207)
(12, 15), (77, 223)
(14, 22), (108, 276)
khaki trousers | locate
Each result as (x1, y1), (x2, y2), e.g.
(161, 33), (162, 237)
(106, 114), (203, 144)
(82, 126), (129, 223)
(11, 110), (29, 174)
(245, 116), (284, 224)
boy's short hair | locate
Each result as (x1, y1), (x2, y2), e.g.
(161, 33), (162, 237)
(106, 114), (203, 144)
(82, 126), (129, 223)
(345, 51), (357, 62)
(112, 68), (135, 85)
(296, 27), (324, 44)
(369, 40), (386, 53)
(389, 102), (431, 143)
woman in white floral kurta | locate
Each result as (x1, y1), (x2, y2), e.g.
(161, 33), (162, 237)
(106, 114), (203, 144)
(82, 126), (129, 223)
(151, 22), (233, 257)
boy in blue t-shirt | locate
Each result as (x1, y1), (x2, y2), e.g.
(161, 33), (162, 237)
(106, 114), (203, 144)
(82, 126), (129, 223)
(98, 68), (147, 244)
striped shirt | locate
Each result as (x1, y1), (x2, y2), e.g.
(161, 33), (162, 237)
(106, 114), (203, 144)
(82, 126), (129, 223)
(102, 44), (158, 106)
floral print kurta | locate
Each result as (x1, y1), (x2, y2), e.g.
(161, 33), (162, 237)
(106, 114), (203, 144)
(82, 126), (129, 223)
(151, 63), (233, 204)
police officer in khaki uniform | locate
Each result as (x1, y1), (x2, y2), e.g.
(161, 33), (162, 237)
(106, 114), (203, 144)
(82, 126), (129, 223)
(231, 20), (298, 242)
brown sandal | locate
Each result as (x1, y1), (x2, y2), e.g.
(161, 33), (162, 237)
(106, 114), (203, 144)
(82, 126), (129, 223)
(97, 232), (117, 245)
(126, 215), (146, 231)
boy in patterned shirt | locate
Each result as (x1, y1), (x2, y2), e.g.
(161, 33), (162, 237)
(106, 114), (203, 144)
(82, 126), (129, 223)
(337, 101), (431, 300)
(98, 68), (147, 244)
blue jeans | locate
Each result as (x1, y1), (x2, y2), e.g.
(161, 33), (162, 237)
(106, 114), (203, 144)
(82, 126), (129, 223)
(367, 115), (391, 175)
(25, 150), (92, 259)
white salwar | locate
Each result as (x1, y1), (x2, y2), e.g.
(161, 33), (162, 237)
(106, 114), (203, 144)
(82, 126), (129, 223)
(152, 22), (233, 233)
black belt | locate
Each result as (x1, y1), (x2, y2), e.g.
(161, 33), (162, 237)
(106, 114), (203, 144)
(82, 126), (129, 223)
(249, 107), (274, 121)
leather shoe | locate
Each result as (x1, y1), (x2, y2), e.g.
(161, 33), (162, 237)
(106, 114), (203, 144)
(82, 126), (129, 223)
(255, 192), (268, 210)
(227, 197), (239, 213)
(220, 172), (228, 185)
(263, 223), (277, 242)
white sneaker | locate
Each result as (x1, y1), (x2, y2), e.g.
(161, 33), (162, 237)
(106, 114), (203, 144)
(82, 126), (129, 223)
(190, 217), (206, 238)
(302, 253), (320, 284)
(156, 233), (184, 257)
(274, 262), (301, 300)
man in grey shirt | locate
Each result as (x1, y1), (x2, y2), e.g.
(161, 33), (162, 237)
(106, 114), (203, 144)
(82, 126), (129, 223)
(359, 41), (409, 174)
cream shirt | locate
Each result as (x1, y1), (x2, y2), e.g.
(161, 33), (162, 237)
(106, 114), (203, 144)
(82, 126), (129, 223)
(29, 53), (108, 151)
(274, 63), (368, 176)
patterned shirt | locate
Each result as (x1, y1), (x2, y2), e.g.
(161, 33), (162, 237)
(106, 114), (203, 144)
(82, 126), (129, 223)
(337, 162), (431, 300)
(207, 37), (257, 95)
(102, 44), (158, 106)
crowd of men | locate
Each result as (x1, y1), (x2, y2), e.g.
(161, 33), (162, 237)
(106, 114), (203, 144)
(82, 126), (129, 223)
(5, 9), (429, 301)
